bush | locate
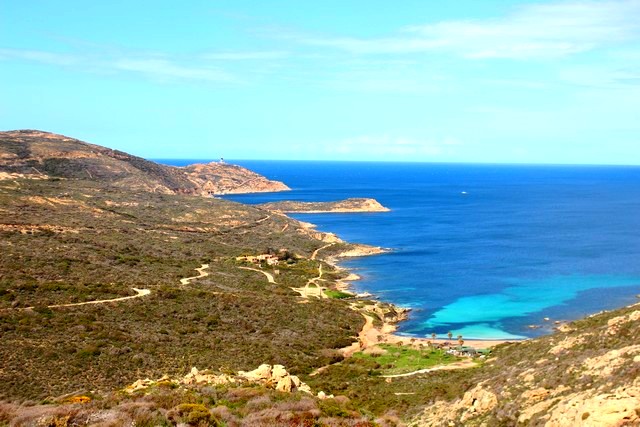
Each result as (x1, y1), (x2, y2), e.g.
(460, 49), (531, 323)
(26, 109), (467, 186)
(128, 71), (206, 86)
(169, 403), (220, 426)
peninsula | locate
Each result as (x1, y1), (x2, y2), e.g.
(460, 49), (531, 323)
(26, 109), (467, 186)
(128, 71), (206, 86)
(259, 197), (390, 213)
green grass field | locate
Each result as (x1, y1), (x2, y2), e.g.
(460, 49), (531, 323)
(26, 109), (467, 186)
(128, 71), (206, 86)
(352, 344), (460, 375)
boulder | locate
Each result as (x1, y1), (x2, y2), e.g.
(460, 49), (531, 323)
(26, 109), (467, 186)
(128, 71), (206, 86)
(459, 385), (498, 422)
(317, 391), (334, 400)
(275, 376), (293, 393)
(290, 375), (301, 388)
(272, 365), (288, 381)
(239, 364), (272, 381)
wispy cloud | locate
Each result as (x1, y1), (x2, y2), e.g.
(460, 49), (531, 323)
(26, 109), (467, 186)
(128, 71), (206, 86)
(0, 48), (78, 66)
(301, 0), (640, 59)
(200, 51), (288, 60)
(112, 58), (235, 83)
(0, 47), (250, 84)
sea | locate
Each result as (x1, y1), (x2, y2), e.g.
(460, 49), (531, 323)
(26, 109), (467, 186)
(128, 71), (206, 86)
(158, 160), (640, 340)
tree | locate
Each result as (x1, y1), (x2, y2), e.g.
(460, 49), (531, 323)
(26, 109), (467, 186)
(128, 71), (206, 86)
(447, 331), (453, 341)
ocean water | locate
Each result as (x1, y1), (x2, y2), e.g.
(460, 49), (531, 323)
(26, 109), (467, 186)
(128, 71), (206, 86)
(159, 160), (640, 340)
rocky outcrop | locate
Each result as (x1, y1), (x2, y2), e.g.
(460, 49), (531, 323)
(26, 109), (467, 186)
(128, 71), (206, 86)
(181, 367), (236, 386)
(411, 384), (498, 426)
(182, 162), (290, 195)
(542, 379), (640, 426)
(238, 364), (312, 394)
(410, 304), (640, 426)
(260, 198), (390, 213)
(124, 365), (314, 395)
(125, 368), (236, 393)
(0, 130), (289, 196)
(334, 244), (388, 258)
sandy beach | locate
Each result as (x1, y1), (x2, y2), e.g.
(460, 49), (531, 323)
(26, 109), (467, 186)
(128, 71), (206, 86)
(339, 309), (516, 359)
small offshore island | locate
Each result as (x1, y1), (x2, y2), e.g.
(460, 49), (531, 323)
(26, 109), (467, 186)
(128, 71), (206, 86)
(1, 130), (639, 426)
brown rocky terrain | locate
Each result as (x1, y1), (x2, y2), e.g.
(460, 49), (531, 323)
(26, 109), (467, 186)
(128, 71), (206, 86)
(0, 130), (289, 195)
(184, 162), (289, 195)
(409, 303), (640, 426)
(259, 197), (390, 213)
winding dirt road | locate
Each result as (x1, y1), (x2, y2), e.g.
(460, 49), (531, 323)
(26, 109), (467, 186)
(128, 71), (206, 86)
(238, 266), (277, 284)
(381, 360), (477, 378)
(180, 264), (210, 285)
(6, 263), (214, 312)
(292, 263), (328, 298)
(311, 243), (335, 261)
(6, 288), (152, 312)
(340, 314), (375, 358)
(47, 288), (151, 308)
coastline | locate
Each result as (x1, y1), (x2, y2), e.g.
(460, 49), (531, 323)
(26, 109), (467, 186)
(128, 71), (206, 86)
(270, 198), (522, 350)
(320, 244), (517, 352)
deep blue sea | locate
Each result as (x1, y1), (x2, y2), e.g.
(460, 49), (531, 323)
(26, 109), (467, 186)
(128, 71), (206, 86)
(158, 160), (640, 340)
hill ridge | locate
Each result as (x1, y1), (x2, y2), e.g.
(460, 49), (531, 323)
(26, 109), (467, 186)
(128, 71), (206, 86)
(0, 129), (289, 195)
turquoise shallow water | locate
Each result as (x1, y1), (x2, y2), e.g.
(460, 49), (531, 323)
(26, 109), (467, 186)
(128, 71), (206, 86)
(419, 276), (640, 339)
(158, 160), (640, 339)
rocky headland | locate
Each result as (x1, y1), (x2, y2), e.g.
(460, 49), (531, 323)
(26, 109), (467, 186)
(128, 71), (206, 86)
(0, 129), (289, 195)
(259, 197), (390, 213)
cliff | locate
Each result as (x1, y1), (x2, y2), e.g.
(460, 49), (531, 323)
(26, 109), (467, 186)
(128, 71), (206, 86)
(259, 197), (390, 213)
(0, 130), (289, 195)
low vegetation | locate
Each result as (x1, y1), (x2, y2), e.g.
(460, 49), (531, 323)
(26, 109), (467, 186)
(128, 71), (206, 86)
(351, 344), (460, 375)
(0, 178), (363, 401)
(324, 290), (353, 299)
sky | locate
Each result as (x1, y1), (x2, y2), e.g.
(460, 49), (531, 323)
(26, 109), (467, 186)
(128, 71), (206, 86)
(1, 0), (640, 164)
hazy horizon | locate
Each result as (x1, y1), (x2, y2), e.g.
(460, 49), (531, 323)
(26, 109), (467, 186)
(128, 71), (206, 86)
(154, 157), (640, 168)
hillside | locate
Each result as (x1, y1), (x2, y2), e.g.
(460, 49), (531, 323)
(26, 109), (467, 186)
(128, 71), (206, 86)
(407, 303), (640, 425)
(259, 198), (390, 213)
(0, 130), (289, 195)
(0, 177), (367, 398)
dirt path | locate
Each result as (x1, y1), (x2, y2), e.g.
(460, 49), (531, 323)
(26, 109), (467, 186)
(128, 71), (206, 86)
(340, 314), (375, 357)
(180, 264), (210, 285)
(292, 264), (328, 298)
(239, 266), (277, 284)
(5, 263), (215, 312)
(255, 214), (272, 224)
(311, 243), (335, 261)
(381, 360), (477, 378)
(7, 288), (152, 312)
(48, 288), (151, 308)
(311, 313), (378, 376)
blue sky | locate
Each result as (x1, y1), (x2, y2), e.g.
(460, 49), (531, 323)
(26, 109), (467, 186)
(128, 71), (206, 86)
(1, 0), (639, 163)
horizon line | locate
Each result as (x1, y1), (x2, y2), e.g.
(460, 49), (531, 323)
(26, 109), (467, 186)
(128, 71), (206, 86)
(150, 158), (640, 168)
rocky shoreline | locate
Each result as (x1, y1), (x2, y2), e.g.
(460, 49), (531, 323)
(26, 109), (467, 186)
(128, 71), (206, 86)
(259, 197), (390, 213)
